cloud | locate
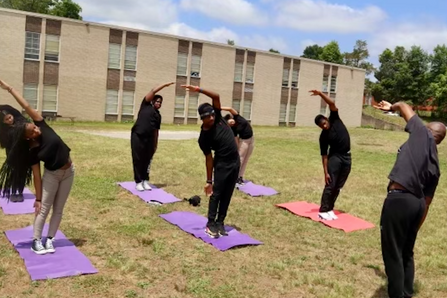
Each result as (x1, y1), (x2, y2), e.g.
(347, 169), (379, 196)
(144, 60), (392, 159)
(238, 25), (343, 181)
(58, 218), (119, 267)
(179, 0), (268, 26)
(274, 0), (387, 33)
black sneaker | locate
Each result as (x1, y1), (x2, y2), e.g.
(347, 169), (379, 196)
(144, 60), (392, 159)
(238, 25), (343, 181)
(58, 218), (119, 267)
(205, 221), (219, 238)
(216, 222), (228, 236)
(31, 239), (47, 255)
(10, 194), (24, 203)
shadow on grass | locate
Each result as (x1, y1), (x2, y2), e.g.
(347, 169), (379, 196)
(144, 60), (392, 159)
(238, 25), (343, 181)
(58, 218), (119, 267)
(70, 238), (87, 247)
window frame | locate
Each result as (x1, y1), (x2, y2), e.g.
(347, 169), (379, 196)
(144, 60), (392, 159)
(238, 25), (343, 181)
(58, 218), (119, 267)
(174, 95), (186, 117)
(190, 55), (201, 78)
(108, 43), (122, 69)
(44, 34), (60, 63)
(291, 69), (299, 89)
(23, 83), (39, 110)
(242, 99), (252, 120)
(121, 90), (135, 116)
(245, 62), (255, 83)
(282, 69), (289, 87)
(24, 31), (41, 61)
(105, 89), (119, 115)
(288, 103), (297, 123)
(124, 45), (138, 71)
(177, 53), (188, 76)
(234, 62), (243, 82)
(42, 85), (58, 112)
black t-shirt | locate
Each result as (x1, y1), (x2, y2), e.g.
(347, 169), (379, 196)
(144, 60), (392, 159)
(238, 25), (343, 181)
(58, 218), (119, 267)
(231, 114), (253, 139)
(132, 98), (161, 137)
(198, 108), (239, 163)
(319, 110), (351, 156)
(388, 115), (440, 199)
(29, 120), (71, 171)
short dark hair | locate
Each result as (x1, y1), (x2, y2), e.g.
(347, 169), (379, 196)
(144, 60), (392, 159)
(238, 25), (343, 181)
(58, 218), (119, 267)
(223, 114), (232, 121)
(152, 95), (163, 103)
(314, 114), (326, 126)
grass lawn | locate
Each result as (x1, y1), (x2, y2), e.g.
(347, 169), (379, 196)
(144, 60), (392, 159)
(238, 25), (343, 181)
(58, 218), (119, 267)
(1, 122), (447, 298)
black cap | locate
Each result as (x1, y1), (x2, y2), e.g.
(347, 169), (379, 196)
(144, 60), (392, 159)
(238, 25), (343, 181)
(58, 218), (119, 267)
(198, 103), (214, 119)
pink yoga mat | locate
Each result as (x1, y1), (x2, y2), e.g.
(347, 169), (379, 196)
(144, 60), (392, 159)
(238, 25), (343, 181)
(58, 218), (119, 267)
(276, 201), (375, 232)
(0, 188), (36, 215)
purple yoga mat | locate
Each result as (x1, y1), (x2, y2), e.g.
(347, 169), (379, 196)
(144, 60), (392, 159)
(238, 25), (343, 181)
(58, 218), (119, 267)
(118, 182), (181, 204)
(4, 224), (98, 281)
(237, 181), (278, 197)
(0, 188), (35, 215)
(160, 211), (262, 251)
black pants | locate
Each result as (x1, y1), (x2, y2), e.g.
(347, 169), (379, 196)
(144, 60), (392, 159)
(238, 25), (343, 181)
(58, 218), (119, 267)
(381, 191), (425, 298)
(208, 159), (240, 223)
(131, 132), (155, 183)
(319, 154), (351, 212)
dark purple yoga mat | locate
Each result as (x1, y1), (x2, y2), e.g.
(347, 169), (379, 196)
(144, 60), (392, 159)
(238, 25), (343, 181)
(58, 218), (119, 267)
(4, 224), (98, 281)
(237, 181), (278, 197)
(159, 211), (262, 251)
(0, 188), (35, 215)
(118, 182), (181, 205)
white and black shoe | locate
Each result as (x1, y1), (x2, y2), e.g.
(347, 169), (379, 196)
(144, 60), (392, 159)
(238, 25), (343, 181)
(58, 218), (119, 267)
(135, 182), (145, 192)
(328, 211), (338, 220)
(45, 237), (56, 253)
(318, 212), (333, 221)
(31, 239), (47, 255)
(142, 181), (152, 191)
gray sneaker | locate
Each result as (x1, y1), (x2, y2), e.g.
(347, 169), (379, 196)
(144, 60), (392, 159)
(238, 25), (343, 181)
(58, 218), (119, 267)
(45, 237), (56, 253)
(31, 239), (47, 255)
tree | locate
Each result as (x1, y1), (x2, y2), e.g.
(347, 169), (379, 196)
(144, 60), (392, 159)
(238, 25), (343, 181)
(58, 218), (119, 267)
(269, 48), (280, 53)
(429, 45), (447, 116)
(344, 40), (375, 75)
(301, 44), (323, 60)
(0, 0), (82, 19)
(227, 39), (235, 46)
(319, 41), (344, 64)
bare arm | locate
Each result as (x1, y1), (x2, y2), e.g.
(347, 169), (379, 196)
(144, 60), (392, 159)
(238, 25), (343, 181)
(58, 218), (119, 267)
(374, 101), (416, 123)
(205, 154), (213, 181)
(0, 80), (43, 121)
(322, 155), (329, 175)
(221, 107), (239, 115)
(418, 196), (433, 230)
(310, 90), (337, 111)
(181, 85), (221, 110)
(31, 163), (42, 202)
(154, 130), (159, 152)
(144, 82), (174, 102)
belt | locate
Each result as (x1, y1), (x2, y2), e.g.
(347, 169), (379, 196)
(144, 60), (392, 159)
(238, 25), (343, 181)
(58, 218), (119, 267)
(388, 189), (409, 194)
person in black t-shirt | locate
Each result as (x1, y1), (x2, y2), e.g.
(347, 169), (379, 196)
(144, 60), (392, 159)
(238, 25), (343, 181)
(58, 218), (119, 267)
(0, 79), (74, 256)
(374, 100), (445, 298)
(131, 82), (174, 192)
(311, 90), (351, 221)
(181, 84), (240, 238)
(223, 107), (254, 185)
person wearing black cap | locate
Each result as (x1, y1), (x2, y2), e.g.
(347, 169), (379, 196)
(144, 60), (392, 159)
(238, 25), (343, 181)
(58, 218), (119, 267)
(374, 100), (446, 298)
(311, 90), (351, 221)
(131, 82), (174, 192)
(181, 84), (240, 238)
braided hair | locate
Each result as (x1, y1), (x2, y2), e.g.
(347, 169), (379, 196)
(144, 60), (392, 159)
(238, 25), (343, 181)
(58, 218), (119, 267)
(0, 105), (27, 150)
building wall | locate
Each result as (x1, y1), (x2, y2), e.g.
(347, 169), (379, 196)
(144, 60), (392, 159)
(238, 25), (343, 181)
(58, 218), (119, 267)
(251, 53), (283, 126)
(336, 67), (365, 127)
(0, 11), (25, 110)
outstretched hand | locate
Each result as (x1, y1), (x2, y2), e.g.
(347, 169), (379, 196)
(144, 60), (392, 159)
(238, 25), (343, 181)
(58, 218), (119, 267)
(0, 79), (11, 91)
(309, 90), (322, 97)
(181, 84), (199, 92)
(373, 101), (393, 112)
(164, 82), (175, 87)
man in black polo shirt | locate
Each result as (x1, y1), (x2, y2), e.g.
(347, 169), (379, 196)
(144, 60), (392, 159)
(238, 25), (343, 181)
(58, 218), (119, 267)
(311, 90), (351, 221)
(374, 100), (445, 298)
(181, 84), (240, 238)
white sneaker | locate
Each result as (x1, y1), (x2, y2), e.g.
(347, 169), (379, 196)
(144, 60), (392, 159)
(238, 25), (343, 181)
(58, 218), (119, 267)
(143, 181), (152, 191)
(318, 212), (333, 221)
(328, 211), (338, 220)
(45, 237), (56, 253)
(135, 182), (145, 192)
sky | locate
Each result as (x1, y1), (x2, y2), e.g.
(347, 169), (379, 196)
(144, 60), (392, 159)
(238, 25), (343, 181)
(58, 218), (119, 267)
(75, 0), (447, 68)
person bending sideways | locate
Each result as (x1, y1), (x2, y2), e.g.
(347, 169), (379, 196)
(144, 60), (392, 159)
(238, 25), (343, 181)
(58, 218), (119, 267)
(223, 107), (254, 186)
(181, 84), (240, 238)
(311, 90), (351, 221)
(374, 100), (445, 298)
(131, 82), (174, 191)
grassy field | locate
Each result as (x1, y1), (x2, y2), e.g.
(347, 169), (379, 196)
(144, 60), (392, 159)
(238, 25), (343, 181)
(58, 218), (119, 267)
(1, 122), (447, 298)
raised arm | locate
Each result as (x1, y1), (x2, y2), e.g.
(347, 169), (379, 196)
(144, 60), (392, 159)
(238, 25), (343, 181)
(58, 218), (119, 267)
(144, 82), (174, 102)
(182, 85), (221, 110)
(373, 101), (416, 123)
(221, 107), (238, 115)
(310, 90), (337, 111)
(0, 79), (43, 122)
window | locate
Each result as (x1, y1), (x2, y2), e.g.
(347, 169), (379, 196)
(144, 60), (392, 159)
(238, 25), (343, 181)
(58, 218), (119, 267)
(44, 35), (60, 62)
(232, 99), (241, 113)
(279, 103), (287, 122)
(108, 43), (121, 69)
(42, 85), (58, 112)
(188, 95), (199, 118)
(289, 104), (297, 122)
(242, 99), (252, 120)
(282, 69), (289, 87)
(245, 63), (254, 83)
(322, 75), (329, 92)
(174, 95), (185, 117)
(330, 75), (337, 92)
(191, 55), (201, 78)
(124, 45), (137, 70)
(122, 91), (134, 115)
(23, 84), (38, 110)
(25, 32), (40, 60)
(234, 62), (243, 82)
(320, 100), (327, 116)
(291, 70), (299, 88)
(177, 53), (188, 76)
(106, 89), (119, 114)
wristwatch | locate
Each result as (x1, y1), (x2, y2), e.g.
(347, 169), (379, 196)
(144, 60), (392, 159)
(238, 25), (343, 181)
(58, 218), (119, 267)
(206, 180), (213, 184)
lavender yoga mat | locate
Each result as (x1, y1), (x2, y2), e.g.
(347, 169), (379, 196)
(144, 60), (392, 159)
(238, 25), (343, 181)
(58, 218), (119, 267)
(237, 180), (278, 197)
(4, 224), (98, 281)
(0, 188), (35, 215)
(118, 182), (181, 204)
(160, 211), (262, 251)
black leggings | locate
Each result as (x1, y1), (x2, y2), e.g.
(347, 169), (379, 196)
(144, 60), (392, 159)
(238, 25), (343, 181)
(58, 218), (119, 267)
(319, 154), (351, 212)
(208, 159), (240, 223)
(131, 132), (155, 183)
(381, 191), (425, 298)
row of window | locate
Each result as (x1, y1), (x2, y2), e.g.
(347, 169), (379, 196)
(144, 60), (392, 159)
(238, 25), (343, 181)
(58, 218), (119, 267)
(323, 75), (337, 93)
(234, 62), (255, 83)
(105, 90), (135, 115)
(22, 84), (58, 112)
(108, 43), (137, 70)
(25, 31), (60, 62)
(282, 69), (299, 88)
(279, 103), (297, 123)
(176, 53), (202, 77)
(232, 99), (252, 120)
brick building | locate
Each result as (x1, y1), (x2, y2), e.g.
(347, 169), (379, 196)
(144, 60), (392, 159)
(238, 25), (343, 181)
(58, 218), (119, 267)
(0, 8), (366, 126)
